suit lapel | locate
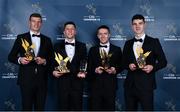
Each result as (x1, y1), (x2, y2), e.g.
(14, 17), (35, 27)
(61, 41), (68, 58)
(108, 44), (113, 56)
(142, 35), (150, 52)
(130, 39), (137, 62)
(71, 41), (77, 63)
(24, 32), (32, 45)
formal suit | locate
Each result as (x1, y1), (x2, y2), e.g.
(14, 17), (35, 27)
(88, 44), (122, 111)
(122, 35), (167, 110)
(53, 40), (87, 111)
(8, 32), (53, 110)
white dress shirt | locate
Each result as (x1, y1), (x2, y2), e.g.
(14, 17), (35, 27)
(133, 34), (145, 60)
(99, 42), (110, 55)
(30, 31), (40, 56)
(65, 39), (75, 62)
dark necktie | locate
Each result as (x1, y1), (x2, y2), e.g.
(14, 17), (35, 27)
(32, 34), (41, 37)
(134, 38), (143, 42)
(65, 42), (75, 46)
(99, 45), (107, 48)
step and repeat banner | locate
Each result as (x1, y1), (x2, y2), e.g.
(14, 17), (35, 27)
(0, 0), (180, 110)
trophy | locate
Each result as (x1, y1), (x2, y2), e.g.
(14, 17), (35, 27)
(54, 52), (70, 73)
(136, 47), (151, 69)
(100, 49), (112, 70)
(21, 39), (35, 61)
(79, 59), (87, 72)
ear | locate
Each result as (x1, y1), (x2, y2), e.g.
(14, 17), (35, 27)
(97, 34), (100, 40)
(74, 30), (77, 35)
(108, 33), (111, 38)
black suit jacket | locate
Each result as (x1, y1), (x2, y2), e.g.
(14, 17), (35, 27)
(122, 35), (167, 91)
(53, 40), (87, 91)
(8, 32), (53, 87)
(88, 44), (122, 90)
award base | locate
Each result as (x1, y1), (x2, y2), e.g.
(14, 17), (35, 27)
(136, 56), (146, 69)
(55, 66), (70, 74)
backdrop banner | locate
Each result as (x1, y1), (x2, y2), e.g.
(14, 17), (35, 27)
(0, 0), (180, 110)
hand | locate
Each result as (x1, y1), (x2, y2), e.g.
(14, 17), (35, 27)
(95, 66), (104, 74)
(53, 70), (63, 78)
(19, 57), (30, 65)
(35, 57), (46, 65)
(129, 63), (137, 71)
(105, 67), (116, 74)
(77, 72), (86, 78)
(142, 65), (153, 74)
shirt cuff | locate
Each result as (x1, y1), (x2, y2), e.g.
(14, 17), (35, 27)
(18, 57), (21, 64)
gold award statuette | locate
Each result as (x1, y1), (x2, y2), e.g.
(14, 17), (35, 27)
(54, 52), (70, 73)
(136, 47), (151, 69)
(100, 49), (112, 70)
(21, 39), (35, 61)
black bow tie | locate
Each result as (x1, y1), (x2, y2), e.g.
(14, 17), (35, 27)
(32, 34), (41, 37)
(65, 42), (75, 46)
(134, 38), (143, 42)
(99, 45), (107, 48)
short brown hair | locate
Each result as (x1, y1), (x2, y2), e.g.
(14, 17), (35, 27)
(29, 13), (42, 21)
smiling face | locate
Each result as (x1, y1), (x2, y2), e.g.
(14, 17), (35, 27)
(63, 24), (76, 39)
(29, 16), (42, 33)
(132, 19), (146, 37)
(97, 28), (110, 44)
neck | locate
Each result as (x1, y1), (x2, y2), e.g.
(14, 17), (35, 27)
(66, 38), (75, 42)
(31, 30), (40, 35)
(100, 41), (109, 45)
(135, 33), (144, 38)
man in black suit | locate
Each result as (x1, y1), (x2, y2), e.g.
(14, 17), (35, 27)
(122, 14), (167, 111)
(88, 25), (122, 111)
(52, 21), (87, 110)
(8, 13), (53, 110)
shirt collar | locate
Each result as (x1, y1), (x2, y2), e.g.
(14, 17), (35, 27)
(100, 42), (110, 48)
(30, 30), (40, 37)
(135, 34), (145, 41)
(65, 38), (75, 43)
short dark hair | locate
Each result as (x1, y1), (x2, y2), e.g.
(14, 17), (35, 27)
(97, 25), (110, 34)
(132, 14), (145, 23)
(29, 13), (42, 21)
(64, 21), (76, 30)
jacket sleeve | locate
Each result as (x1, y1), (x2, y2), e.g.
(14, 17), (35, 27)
(152, 39), (167, 72)
(8, 36), (21, 65)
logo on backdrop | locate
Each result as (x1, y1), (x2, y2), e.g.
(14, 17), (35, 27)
(163, 63), (180, 80)
(4, 98), (16, 110)
(134, 0), (155, 22)
(83, 3), (100, 21)
(115, 98), (122, 111)
(32, 2), (47, 21)
(56, 34), (64, 40)
(117, 73), (126, 79)
(111, 23), (127, 41)
(165, 98), (176, 111)
(164, 23), (180, 41)
(1, 23), (17, 40)
(1, 62), (18, 79)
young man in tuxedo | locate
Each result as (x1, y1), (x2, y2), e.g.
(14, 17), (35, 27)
(52, 21), (87, 110)
(88, 25), (122, 111)
(8, 13), (53, 110)
(122, 14), (167, 111)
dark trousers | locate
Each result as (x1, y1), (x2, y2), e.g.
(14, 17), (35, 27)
(124, 86), (154, 111)
(90, 87), (116, 111)
(20, 85), (46, 111)
(58, 89), (83, 111)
